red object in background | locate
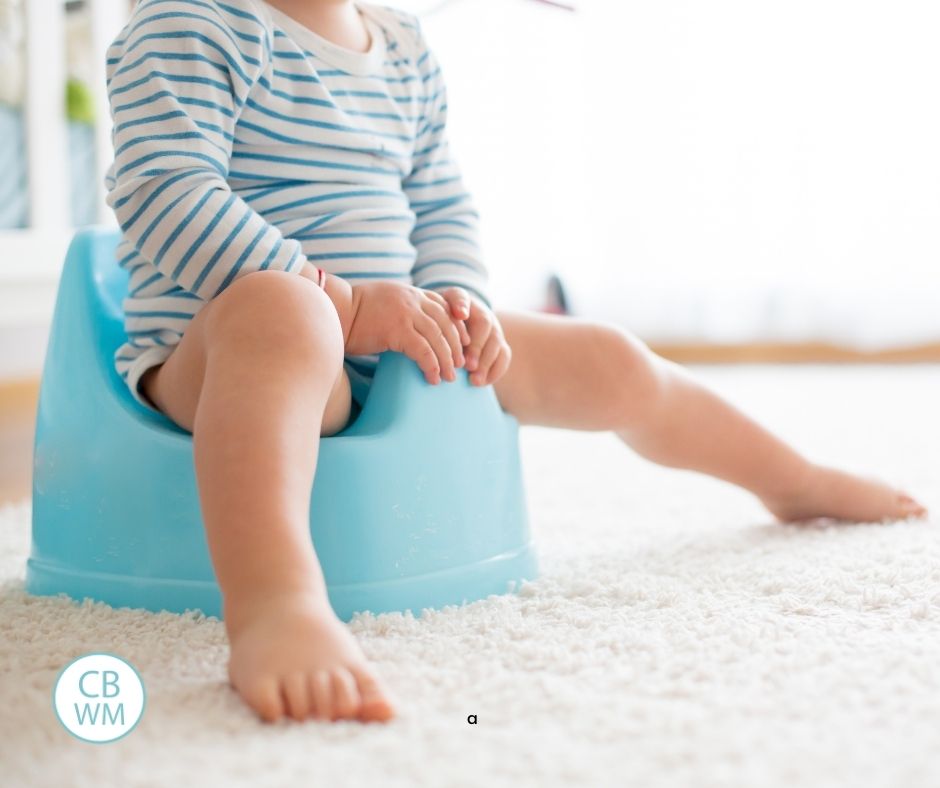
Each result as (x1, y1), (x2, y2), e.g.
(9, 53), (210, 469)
(530, 0), (577, 10)
(541, 274), (570, 315)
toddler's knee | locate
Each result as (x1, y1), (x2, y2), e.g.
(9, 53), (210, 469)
(594, 323), (667, 406)
(205, 270), (343, 363)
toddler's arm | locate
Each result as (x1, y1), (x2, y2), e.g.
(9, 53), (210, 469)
(105, 1), (307, 302)
(401, 18), (491, 309)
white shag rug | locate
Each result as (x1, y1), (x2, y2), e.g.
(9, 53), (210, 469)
(2, 365), (939, 788)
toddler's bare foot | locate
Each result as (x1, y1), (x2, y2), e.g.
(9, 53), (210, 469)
(762, 463), (927, 524)
(225, 592), (396, 723)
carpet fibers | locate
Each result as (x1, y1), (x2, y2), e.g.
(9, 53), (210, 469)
(2, 365), (939, 788)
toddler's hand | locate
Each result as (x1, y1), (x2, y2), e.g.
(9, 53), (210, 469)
(438, 288), (511, 387)
(346, 281), (469, 385)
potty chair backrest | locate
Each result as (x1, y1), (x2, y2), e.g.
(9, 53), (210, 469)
(45, 227), (187, 432)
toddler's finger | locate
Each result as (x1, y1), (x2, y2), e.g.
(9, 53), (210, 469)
(456, 319), (471, 347)
(413, 313), (456, 382)
(425, 290), (470, 347)
(485, 343), (512, 386)
(421, 299), (465, 368)
(471, 332), (502, 386)
(424, 290), (450, 311)
(464, 318), (492, 373)
(441, 287), (471, 321)
(401, 330), (441, 384)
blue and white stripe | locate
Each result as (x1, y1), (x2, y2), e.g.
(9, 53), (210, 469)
(105, 0), (488, 399)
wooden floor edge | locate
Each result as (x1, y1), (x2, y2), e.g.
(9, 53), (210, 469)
(649, 342), (940, 364)
(0, 378), (41, 413)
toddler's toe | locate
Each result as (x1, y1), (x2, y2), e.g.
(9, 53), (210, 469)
(311, 669), (335, 721)
(899, 493), (928, 519)
(331, 668), (362, 720)
(351, 665), (396, 722)
(282, 671), (312, 721)
(243, 675), (285, 723)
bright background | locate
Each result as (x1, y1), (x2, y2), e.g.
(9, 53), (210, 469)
(2, 0), (940, 379)
(414, 0), (940, 348)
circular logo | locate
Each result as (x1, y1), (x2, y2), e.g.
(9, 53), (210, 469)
(53, 653), (146, 743)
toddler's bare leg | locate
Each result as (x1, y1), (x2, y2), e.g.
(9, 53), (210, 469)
(492, 311), (925, 522)
(140, 270), (395, 723)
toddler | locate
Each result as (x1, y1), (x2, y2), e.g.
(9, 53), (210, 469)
(104, 0), (926, 724)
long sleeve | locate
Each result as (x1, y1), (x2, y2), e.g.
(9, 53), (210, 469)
(402, 22), (491, 307)
(104, 0), (307, 302)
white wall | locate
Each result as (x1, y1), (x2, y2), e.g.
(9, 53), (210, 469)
(418, 0), (940, 346)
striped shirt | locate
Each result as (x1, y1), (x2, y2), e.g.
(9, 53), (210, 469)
(104, 0), (488, 399)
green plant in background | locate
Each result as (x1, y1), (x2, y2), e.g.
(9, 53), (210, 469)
(66, 77), (94, 125)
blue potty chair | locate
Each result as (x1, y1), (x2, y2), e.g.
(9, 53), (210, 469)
(26, 228), (538, 622)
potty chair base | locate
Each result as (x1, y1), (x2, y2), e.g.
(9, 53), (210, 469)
(27, 543), (538, 623)
(27, 228), (538, 622)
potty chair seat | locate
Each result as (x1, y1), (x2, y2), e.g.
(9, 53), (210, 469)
(26, 228), (538, 621)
